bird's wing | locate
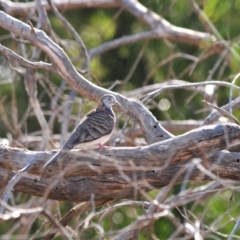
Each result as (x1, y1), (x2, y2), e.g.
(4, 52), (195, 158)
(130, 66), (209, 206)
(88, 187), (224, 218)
(61, 109), (115, 150)
(43, 110), (114, 168)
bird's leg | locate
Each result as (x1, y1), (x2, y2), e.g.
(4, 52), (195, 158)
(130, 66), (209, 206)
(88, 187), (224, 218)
(98, 143), (111, 149)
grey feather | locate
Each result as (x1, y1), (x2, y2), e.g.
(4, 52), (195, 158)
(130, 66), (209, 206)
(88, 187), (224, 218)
(44, 94), (120, 168)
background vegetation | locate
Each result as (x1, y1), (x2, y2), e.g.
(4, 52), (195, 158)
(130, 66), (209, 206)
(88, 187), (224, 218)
(1, 0), (240, 239)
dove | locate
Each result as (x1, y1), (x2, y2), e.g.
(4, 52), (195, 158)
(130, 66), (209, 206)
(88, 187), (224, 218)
(44, 94), (120, 168)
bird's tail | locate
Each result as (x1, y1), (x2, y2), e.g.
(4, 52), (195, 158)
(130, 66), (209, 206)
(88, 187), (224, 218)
(43, 151), (65, 168)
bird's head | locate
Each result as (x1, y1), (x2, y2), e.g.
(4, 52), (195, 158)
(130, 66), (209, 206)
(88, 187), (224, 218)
(101, 94), (120, 108)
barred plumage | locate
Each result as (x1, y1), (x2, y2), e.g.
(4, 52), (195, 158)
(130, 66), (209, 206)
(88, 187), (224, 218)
(44, 94), (120, 168)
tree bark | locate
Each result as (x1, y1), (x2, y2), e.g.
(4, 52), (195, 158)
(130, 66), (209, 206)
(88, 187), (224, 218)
(0, 123), (240, 202)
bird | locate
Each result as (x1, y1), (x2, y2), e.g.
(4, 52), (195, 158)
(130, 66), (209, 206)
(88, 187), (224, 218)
(43, 94), (120, 168)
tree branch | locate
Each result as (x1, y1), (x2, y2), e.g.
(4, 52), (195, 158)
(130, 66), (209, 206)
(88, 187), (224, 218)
(0, 123), (240, 202)
(0, 150), (239, 203)
(0, 44), (54, 72)
(120, 0), (214, 45)
(1, 0), (121, 16)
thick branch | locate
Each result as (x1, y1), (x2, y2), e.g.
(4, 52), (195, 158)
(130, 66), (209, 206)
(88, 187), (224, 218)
(0, 123), (240, 202)
(1, 123), (240, 177)
(0, 151), (239, 202)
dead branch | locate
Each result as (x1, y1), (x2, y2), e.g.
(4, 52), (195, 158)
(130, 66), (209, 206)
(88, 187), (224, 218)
(42, 200), (111, 240)
(0, 123), (239, 176)
(120, 0), (213, 45)
(1, 0), (121, 16)
(0, 150), (239, 203)
(0, 123), (240, 202)
(0, 44), (54, 72)
(2, 0), (216, 50)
